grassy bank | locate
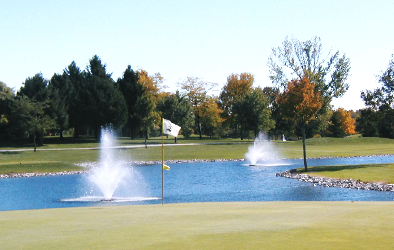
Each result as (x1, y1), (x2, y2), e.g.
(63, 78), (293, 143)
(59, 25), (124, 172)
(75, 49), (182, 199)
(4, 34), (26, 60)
(1, 135), (393, 175)
(297, 163), (394, 184)
(1, 202), (393, 249)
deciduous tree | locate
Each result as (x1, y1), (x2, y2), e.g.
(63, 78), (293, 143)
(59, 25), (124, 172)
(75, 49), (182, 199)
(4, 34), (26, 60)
(328, 108), (356, 137)
(200, 97), (224, 139)
(277, 76), (322, 171)
(262, 86), (292, 138)
(268, 36), (351, 136)
(0, 81), (14, 137)
(268, 36), (351, 98)
(219, 73), (254, 136)
(8, 96), (55, 150)
(16, 74), (55, 144)
(233, 88), (274, 139)
(356, 109), (379, 137)
(361, 55), (394, 110)
(179, 77), (216, 139)
(359, 55), (394, 138)
(219, 73), (254, 115)
(136, 69), (161, 141)
(157, 91), (194, 138)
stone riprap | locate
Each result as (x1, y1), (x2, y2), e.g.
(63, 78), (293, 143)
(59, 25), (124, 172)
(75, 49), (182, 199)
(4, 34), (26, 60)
(0, 170), (88, 179)
(276, 169), (394, 192)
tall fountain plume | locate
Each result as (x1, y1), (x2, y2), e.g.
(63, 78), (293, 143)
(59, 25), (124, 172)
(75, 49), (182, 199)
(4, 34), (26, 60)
(88, 128), (131, 200)
(245, 132), (281, 166)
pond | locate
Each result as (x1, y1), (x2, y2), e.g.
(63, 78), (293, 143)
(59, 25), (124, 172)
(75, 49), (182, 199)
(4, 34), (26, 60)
(1, 155), (394, 211)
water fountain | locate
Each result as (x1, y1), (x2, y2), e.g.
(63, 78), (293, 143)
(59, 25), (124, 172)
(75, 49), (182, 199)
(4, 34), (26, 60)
(88, 128), (129, 201)
(245, 132), (282, 166)
(63, 128), (158, 203)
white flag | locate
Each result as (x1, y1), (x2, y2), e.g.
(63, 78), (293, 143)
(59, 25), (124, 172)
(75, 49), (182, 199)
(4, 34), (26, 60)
(163, 119), (181, 137)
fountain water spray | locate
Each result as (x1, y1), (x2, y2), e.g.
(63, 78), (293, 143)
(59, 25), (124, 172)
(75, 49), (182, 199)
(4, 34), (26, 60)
(88, 128), (130, 200)
(245, 132), (281, 166)
(64, 127), (158, 203)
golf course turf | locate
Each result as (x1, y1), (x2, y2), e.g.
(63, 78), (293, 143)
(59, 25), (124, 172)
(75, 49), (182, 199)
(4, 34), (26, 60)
(1, 202), (393, 249)
(1, 135), (394, 249)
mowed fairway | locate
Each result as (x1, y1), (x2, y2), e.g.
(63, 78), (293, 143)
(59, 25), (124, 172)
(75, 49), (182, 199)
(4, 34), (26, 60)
(1, 202), (394, 249)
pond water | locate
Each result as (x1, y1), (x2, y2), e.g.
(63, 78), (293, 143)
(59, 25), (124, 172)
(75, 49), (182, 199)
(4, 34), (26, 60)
(1, 156), (394, 211)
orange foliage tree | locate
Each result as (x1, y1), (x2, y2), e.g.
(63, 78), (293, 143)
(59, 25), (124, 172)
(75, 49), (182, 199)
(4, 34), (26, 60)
(277, 76), (322, 171)
(136, 69), (161, 141)
(328, 108), (356, 137)
(200, 97), (224, 139)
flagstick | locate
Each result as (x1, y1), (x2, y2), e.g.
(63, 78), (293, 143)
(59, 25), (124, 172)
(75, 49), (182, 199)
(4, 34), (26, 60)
(161, 118), (164, 205)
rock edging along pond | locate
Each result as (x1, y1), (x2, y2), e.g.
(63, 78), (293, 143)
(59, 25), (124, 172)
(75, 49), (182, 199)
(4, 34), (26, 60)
(276, 169), (394, 192)
(0, 170), (88, 179)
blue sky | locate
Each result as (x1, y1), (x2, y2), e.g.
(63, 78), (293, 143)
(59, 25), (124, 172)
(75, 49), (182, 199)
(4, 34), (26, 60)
(1, 0), (393, 110)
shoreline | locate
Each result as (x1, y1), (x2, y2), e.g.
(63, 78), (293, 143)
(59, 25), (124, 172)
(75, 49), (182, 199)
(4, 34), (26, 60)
(276, 169), (394, 192)
(0, 159), (246, 179)
(1, 155), (394, 190)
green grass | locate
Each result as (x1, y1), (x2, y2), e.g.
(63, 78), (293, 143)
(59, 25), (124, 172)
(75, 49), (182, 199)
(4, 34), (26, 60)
(0, 162), (82, 174)
(297, 163), (394, 184)
(1, 202), (393, 249)
(277, 135), (394, 158)
(1, 135), (394, 175)
(0, 144), (250, 174)
(0, 135), (251, 150)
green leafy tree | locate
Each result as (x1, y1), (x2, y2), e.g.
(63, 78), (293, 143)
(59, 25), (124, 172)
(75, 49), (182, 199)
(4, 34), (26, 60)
(0, 81), (15, 137)
(377, 109), (394, 138)
(180, 77), (216, 139)
(359, 56), (394, 138)
(157, 91), (194, 138)
(16, 74), (55, 144)
(8, 96), (55, 150)
(361, 56), (394, 110)
(0, 81), (14, 102)
(356, 109), (379, 137)
(219, 73), (254, 135)
(262, 86), (292, 139)
(233, 88), (274, 139)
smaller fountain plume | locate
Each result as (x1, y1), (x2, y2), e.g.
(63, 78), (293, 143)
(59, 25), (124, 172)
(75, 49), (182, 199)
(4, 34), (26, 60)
(245, 132), (281, 166)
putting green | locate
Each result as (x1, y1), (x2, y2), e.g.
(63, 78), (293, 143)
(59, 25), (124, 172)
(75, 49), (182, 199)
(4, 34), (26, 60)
(1, 202), (393, 249)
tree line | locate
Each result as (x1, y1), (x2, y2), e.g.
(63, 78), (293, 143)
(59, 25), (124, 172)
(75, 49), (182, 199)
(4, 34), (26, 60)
(2, 36), (390, 148)
(357, 56), (394, 138)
